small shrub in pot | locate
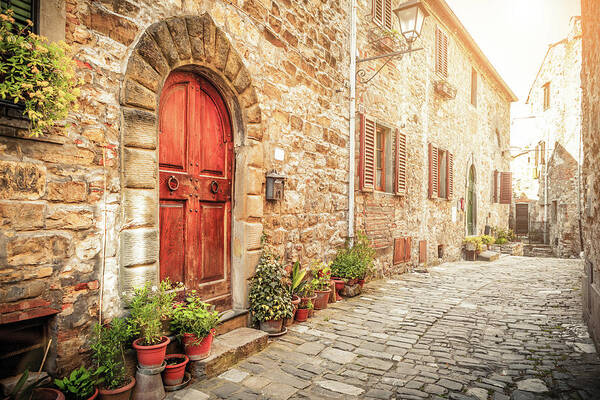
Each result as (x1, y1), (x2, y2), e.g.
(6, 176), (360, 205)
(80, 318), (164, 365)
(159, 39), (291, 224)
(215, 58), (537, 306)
(171, 290), (220, 361)
(249, 245), (293, 334)
(54, 366), (105, 400)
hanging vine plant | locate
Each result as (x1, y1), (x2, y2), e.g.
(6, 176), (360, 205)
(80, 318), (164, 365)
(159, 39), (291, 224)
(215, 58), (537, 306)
(0, 10), (80, 136)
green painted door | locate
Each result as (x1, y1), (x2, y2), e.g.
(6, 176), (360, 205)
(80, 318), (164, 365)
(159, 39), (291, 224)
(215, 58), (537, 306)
(467, 166), (476, 235)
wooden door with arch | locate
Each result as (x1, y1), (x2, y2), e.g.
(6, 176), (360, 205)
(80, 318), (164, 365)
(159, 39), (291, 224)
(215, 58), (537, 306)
(158, 70), (233, 310)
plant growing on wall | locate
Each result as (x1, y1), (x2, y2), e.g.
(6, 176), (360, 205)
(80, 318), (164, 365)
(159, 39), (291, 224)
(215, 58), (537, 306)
(0, 10), (80, 136)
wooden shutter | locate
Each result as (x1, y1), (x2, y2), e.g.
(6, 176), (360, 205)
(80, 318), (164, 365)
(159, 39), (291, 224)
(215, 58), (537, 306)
(428, 143), (438, 199)
(447, 152), (454, 199)
(419, 240), (427, 263)
(373, 0), (383, 26)
(1, 0), (36, 31)
(493, 170), (499, 203)
(405, 237), (411, 262)
(384, 0), (393, 30)
(435, 27), (448, 77)
(499, 172), (512, 204)
(395, 129), (407, 196)
(360, 114), (376, 192)
(393, 238), (405, 265)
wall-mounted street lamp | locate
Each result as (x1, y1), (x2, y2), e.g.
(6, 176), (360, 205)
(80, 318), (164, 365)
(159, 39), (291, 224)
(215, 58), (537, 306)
(357, 0), (429, 84)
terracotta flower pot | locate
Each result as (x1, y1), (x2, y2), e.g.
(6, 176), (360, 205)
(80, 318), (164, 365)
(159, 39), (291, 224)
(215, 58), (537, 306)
(313, 289), (330, 310)
(183, 330), (215, 361)
(332, 278), (345, 301)
(32, 388), (65, 400)
(99, 377), (136, 400)
(162, 354), (189, 386)
(88, 388), (99, 400)
(259, 319), (283, 334)
(358, 279), (365, 288)
(132, 336), (170, 368)
(295, 308), (309, 322)
(300, 294), (317, 306)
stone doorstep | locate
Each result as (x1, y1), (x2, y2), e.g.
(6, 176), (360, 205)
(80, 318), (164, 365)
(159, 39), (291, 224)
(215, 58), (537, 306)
(189, 327), (268, 380)
(477, 251), (500, 262)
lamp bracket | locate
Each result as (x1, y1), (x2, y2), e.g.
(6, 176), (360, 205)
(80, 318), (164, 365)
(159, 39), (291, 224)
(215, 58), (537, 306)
(356, 45), (423, 84)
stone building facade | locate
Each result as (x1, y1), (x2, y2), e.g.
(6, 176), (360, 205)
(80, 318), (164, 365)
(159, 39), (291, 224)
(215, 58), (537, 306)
(522, 17), (582, 257)
(0, 0), (514, 373)
(581, 0), (600, 351)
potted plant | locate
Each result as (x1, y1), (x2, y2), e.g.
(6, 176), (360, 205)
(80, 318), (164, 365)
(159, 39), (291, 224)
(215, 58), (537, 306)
(128, 282), (170, 368)
(5, 370), (65, 400)
(161, 354), (189, 386)
(295, 300), (312, 322)
(90, 318), (136, 400)
(171, 290), (220, 361)
(310, 261), (332, 310)
(54, 366), (105, 400)
(0, 9), (80, 137)
(353, 231), (375, 287)
(248, 245), (293, 334)
(285, 261), (306, 326)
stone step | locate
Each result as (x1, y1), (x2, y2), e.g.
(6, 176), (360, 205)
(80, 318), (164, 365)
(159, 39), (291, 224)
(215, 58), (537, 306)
(189, 327), (268, 380)
(477, 251), (500, 262)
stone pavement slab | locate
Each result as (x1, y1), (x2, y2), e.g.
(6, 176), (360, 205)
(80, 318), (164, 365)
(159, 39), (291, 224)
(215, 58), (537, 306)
(168, 257), (600, 399)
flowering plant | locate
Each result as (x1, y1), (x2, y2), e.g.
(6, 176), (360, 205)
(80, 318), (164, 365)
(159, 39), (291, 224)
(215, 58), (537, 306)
(310, 261), (331, 291)
(171, 290), (220, 344)
(0, 10), (80, 136)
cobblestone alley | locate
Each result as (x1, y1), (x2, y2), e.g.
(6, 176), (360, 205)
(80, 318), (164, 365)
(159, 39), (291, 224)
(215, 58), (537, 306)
(170, 256), (600, 400)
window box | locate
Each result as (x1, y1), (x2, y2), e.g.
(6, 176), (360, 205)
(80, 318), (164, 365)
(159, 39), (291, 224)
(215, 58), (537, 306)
(433, 79), (457, 100)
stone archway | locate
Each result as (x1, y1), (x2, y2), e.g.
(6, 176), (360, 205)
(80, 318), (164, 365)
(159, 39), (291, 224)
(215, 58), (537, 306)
(118, 14), (264, 311)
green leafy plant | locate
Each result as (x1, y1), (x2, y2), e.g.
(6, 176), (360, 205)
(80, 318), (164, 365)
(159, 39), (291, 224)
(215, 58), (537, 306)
(90, 318), (132, 391)
(0, 10), (80, 136)
(5, 369), (50, 400)
(289, 261), (307, 297)
(493, 226), (515, 243)
(331, 231), (375, 280)
(128, 279), (181, 345)
(248, 245), (293, 324)
(310, 261), (332, 291)
(481, 235), (495, 246)
(495, 237), (508, 245)
(54, 366), (105, 400)
(171, 290), (220, 344)
(298, 299), (313, 310)
(463, 236), (483, 251)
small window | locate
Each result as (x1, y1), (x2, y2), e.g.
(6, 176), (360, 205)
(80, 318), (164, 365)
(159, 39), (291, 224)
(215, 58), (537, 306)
(471, 68), (477, 107)
(375, 124), (393, 193)
(0, 0), (38, 33)
(428, 144), (453, 200)
(543, 82), (551, 111)
(372, 0), (393, 30)
(438, 244), (445, 259)
(435, 27), (449, 78)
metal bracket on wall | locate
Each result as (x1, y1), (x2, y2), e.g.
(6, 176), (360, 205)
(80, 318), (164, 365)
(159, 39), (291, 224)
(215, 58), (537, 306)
(356, 45), (424, 85)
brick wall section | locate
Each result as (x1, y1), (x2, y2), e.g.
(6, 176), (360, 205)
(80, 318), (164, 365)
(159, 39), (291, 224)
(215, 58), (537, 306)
(581, 0), (600, 351)
(354, 0), (512, 272)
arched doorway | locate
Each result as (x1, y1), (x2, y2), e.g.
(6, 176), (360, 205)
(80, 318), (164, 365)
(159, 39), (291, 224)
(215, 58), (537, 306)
(467, 165), (477, 235)
(158, 71), (233, 309)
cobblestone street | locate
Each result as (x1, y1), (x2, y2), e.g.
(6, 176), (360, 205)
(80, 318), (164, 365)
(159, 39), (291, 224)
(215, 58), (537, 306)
(172, 256), (600, 400)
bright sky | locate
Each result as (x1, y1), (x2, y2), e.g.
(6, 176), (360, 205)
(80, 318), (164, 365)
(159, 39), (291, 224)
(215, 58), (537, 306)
(445, 0), (581, 121)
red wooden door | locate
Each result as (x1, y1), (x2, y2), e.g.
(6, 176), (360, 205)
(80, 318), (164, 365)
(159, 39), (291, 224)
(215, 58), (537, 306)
(159, 71), (233, 309)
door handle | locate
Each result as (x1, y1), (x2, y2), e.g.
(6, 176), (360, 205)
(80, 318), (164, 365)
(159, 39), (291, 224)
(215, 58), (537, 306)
(167, 175), (179, 191)
(210, 180), (219, 194)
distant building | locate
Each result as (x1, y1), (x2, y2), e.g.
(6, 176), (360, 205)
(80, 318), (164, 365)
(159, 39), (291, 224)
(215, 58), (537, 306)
(518, 17), (582, 257)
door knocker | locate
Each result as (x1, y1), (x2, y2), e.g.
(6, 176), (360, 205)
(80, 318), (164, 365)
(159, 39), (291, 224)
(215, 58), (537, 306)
(210, 180), (219, 194)
(167, 175), (179, 191)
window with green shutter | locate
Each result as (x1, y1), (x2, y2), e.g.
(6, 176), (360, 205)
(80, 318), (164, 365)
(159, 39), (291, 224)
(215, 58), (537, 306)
(0, 0), (38, 33)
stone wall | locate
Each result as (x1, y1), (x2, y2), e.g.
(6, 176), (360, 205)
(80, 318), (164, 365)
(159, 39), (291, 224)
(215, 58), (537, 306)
(581, 0), (600, 351)
(354, 0), (512, 271)
(526, 17), (582, 257)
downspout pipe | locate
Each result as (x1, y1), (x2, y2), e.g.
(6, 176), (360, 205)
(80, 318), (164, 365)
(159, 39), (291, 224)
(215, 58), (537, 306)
(348, 0), (357, 245)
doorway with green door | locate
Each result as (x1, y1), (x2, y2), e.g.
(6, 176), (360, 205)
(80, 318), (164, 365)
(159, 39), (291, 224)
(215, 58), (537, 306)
(467, 165), (477, 236)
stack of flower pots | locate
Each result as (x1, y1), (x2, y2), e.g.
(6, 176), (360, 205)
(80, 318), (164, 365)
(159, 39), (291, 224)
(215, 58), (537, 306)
(132, 336), (169, 400)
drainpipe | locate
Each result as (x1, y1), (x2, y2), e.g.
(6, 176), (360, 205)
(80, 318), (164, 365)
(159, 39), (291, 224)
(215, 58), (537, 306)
(348, 0), (357, 245)
(543, 129), (549, 245)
